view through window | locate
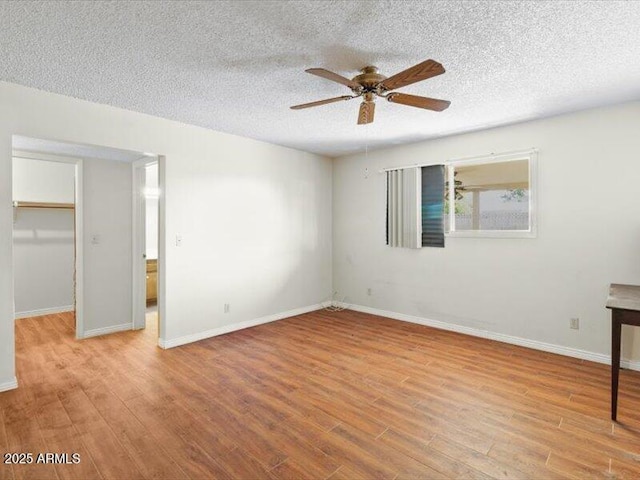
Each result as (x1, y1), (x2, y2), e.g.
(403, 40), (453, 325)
(446, 154), (534, 236)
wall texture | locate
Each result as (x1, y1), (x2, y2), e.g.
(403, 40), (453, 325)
(332, 102), (640, 363)
(0, 81), (332, 389)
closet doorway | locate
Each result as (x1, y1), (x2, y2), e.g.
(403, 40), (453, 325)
(11, 149), (83, 336)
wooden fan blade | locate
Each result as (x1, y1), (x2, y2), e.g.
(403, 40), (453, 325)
(379, 59), (445, 91)
(306, 68), (360, 89)
(290, 95), (354, 110)
(387, 93), (450, 111)
(358, 101), (375, 125)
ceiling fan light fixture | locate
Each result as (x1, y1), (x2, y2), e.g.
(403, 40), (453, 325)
(291, 59), (451, 124)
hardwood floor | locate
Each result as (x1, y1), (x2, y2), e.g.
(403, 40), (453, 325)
(2, 310), (640, 479)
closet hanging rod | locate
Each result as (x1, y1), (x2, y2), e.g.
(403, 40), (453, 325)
(12, 201), (75, 210)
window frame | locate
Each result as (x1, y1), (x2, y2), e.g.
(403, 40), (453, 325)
(445, 149), (538, 239)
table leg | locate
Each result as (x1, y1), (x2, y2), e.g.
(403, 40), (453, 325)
(611, 312), (622, 421)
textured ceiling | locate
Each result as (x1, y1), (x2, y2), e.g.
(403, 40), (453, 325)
(1, 1), (640, 157)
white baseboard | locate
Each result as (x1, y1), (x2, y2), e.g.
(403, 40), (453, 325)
(15, 305), (74, 319)
(340, 303), (640, 372)
(159, 303), (323, 349)
(0, 377), (18, 393)
(82, 323), (132, 339)
(623, 358), (640, 370)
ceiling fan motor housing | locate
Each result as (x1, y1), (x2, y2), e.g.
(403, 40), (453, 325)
(351, 66), (386, 94)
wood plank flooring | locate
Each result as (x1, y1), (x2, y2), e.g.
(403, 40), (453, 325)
(2, 309), (640, 479)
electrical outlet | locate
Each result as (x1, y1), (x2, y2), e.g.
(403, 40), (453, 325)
(570, 317), (580, 330)
(367, 288), (372, 296)
(224, 303), (230, 313)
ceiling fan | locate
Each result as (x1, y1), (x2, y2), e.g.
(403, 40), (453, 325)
(290, 59), (451, 124)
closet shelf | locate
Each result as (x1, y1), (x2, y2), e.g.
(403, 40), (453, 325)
(12, 201), (75, 210)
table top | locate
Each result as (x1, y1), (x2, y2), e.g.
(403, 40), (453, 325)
(606, 284), (640, 311)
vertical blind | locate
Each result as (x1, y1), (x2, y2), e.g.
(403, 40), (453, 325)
(421, 165), (445, 248)
(386, 165), (445, 249)
(386, 167), (421, 248)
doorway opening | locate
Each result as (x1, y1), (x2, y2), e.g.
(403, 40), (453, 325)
(11, 135), (163, 341)
(132, 157), (163, 343)
(11, 148), (82, 336)
(132, 160), (160, 334)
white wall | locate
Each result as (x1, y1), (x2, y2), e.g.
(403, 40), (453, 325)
(12, 157), (75, 317)
(161, 135), (332, 344)
(82, 158), (133, 334)
(333, 102), (640, 363)
(145, 163), (158, 260)
(13, 157), (75, 203)
(0, 81), (332, 389)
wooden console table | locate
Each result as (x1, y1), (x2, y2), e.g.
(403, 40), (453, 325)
(606, 283), (640, 421)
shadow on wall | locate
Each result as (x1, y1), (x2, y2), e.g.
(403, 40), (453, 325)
(13, 209), (75, 242)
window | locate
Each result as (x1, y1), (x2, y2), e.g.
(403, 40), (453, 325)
(421, 165), (445, 247)
(385, 150), (535, 248)
(386, 165), (445, 249)
(445, 150), (537, 237)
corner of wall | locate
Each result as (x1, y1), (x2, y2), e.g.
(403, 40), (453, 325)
(0, 376), (18, 393)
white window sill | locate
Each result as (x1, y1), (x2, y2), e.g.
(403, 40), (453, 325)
(445, 230), (537, 239)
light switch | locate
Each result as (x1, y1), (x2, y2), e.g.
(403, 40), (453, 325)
(175, 234), (182, 247)
(91, 234), (100, 245)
